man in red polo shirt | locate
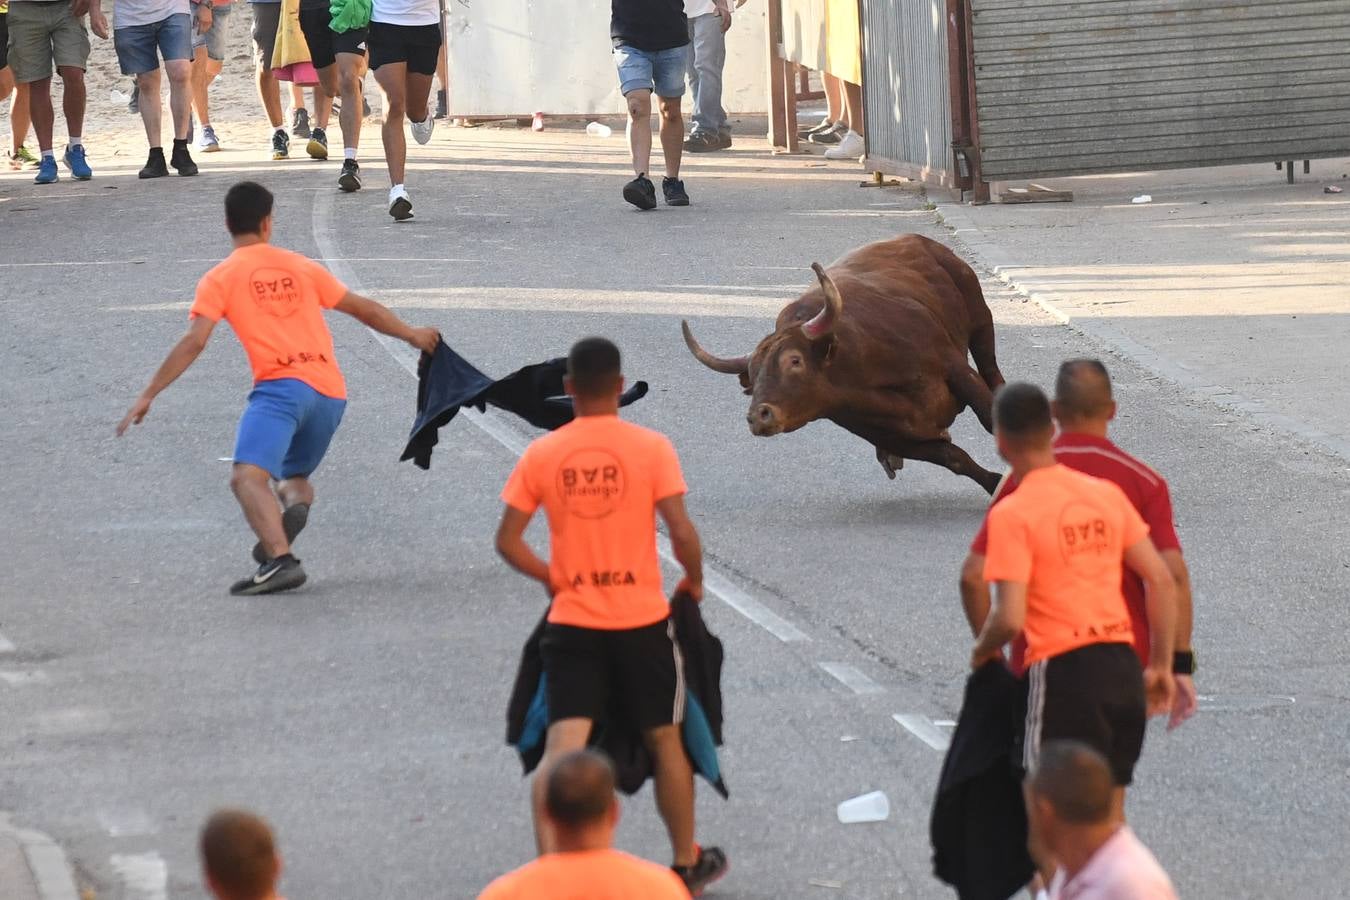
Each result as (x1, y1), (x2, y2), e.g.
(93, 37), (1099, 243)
(959, 359), (1197, 728)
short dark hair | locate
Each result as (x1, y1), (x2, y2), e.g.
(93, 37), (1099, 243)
(1055, 359), (1113, 421)
(200, 809), (277, 900)
(567, 337), (622, 397)
(545, 750), (617, 828)
(1029, 741), (1114, 825)
(993, 381), (1053, 445)
(224, 181), (274, 236)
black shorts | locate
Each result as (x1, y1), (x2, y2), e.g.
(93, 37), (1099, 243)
(541, 619), (684, 732)
(250, 2), (280, 71)
(1020, 642), (1146, 786)
(298, 6), (367, 70)
(368, 20), (440, 75)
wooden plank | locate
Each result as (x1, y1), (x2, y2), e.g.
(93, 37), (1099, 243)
(998, 184), (1074, 203)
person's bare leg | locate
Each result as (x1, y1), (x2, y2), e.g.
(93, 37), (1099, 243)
(165, 59), (193, 140)
(532, 719), (592, 855)
(27, 77), (53, 151)
(311, 85), (330, 129)
(275, 476), (314, 509)
(136, 68), (163, 147)
(12, 82), (32, 152)
(335, 53), (365, 151)
(405, 71), (432, 122)
(256, 64), (283, 127)
(57, 66), (85, 140)
(191, 47), (223, 127)
(644, 724), (697, 867)
(657, 94), (682, 178)
(289, 81), (305, 115)
(374, 62), (407, 184)
(842, 79), (863, 133)
(230, 464), (289, 559)
(625, 88), (652, 176)
(823, 71), (843, 123)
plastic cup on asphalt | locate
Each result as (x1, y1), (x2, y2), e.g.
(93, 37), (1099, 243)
(585, 122), (612, 138)
(837, 790), (889, 823)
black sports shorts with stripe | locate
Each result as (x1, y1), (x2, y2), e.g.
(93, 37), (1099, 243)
(541, 618), (684, 732)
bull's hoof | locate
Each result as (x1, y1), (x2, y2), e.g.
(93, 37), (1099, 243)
(876, 450), (905, 480)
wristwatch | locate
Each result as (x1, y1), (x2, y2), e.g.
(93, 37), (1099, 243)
(1173, 649), (1197, 675)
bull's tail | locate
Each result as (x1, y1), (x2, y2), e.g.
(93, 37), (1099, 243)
(923, 236), (1005, 392)
(969, 320), (1004, 393)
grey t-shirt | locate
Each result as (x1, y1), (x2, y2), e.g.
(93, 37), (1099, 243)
(115, 0), (190, 29)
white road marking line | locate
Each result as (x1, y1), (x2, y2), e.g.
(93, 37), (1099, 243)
(312, 189), (813, 645)
(0, 670), (50, 686)
(933, 719), (956, 728)
(110, 852), (168, 900)
(98, 810), (158, 838)
(818, 662), (885, 694)
(893, 713), (951, 751)
(0, 631), (15, 654)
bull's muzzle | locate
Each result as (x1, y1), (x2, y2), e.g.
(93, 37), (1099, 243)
(748, 403), (784, 436)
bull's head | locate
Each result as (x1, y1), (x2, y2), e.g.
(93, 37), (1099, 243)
(682, 262), (843, 437)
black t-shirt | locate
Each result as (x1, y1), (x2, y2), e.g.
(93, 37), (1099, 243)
(611, 0), (688, 51)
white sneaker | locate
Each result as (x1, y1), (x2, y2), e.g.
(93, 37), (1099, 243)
(824, 129), (864, 161)
(389, 185), (413, 221)
(410, 113), (435, 145)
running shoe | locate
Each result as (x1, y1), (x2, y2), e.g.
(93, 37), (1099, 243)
(683, 130), (723, 153)
(410, 112), (435, 145)
(139, 149), (168, 179)
(338, 158), (362, 192)
(34, 155), (59, 184)
(622, 174), (657, 210)
(823, 129), (864, 161)
(10, 145), (39, 167)
(199, 124), (221, 152)
(389, 185), (413, 221)
(662, 176), (690, 207)
(673, 846), (729, 897)
(63, 144), (92, 180)
(808, 122), (846, 145)
(797, 115), (834, 141)
(292, 107), (311, 138)
(252, 503), (310, 564)
(307, 126), (329, 160)
(171, 142), (199, 176)
(229, 554), (307, 596)
(272, 128), (290, 160)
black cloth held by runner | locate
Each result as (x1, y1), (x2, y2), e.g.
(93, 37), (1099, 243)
(930, 660), (1036, 900)
(400, 339), (650, 470)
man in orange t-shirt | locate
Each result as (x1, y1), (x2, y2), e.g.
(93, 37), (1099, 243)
(117, 181), (438, 596)
(478, 749), (691, 899)
(495, 337), (726, 896)
(971, 383), (1176, 797)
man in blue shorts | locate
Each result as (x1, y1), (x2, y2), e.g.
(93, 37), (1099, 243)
(117, 181), (439, 595)
(610, 0), (690, 210)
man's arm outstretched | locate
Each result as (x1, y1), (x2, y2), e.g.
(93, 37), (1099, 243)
(334, 291), (440, 354)
(116, 316), (217, 436)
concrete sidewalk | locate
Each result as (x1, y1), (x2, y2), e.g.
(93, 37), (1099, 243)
(936, 158), (1350, 461)
(0, 816), (79, 900)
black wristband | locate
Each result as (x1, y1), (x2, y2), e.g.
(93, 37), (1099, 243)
(1173, 650), (1196, 675)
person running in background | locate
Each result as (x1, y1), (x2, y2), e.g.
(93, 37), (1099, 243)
(1027, 742), (1178, 900)
(5, 0), (101, 183)
(610, 0), (689, 209)
(200, 809), (285, 900)
(682, 0), (732, 153)
(117, 181), (439, 595)
(189, 0), (233, 151)
(0, 1), (39, 167)
(249, 0), (324, 158)
(960, 359), (1198, 729)
(478, 750), (691, 899)
(368, 0), (438, 219)
(298, 0), (367, 191)
(495, 337), (728, 895)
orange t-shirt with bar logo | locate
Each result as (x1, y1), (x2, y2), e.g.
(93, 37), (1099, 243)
(983, 464), (1149, 666)
(501, 415), (687, 631)
(189, 243), (348, 399)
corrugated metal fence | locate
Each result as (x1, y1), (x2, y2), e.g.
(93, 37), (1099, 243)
(970, 0), (1350, 181)
(861, 0), (957, 185)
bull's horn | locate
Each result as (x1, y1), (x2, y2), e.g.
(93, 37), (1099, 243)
(681, 320), (749, 375)
(802, 262), (843, 339)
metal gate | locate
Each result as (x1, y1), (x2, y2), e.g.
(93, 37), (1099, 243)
(860, 0), (960, 186)
(968, 0), (1350, 181)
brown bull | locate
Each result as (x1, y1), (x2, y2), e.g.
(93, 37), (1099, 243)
(682, 234), (1005, 493)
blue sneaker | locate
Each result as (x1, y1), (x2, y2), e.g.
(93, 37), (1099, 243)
(63, 144), (92, 180)
(34, 155), (58, 184)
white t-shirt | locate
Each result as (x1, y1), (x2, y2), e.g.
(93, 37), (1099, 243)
(1049, 827), (1178, 900)
(371, 0), (438, 27)
(685, 0), (715, 17)
(114, 0), (189, 29)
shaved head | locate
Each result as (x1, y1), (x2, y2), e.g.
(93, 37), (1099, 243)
(994, 382), (1054, 450)
(1029, 741), (1114, 825)
(1054, 359), (1114, 422)
(545, 750), (617, 828)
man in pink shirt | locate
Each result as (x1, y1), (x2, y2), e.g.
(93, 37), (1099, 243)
(1027, 741), (1178, 900)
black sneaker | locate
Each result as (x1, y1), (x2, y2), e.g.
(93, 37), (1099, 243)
(272, 128), (290, 160)
(716, 130), (733, 150)
(139, 148), (168, 179)
(683, 130), (723, 153)
(673, 846), (728, 897)
(307, 126), (329, 160)
(252, 503), (310, 565)
(171, 141), (198, 176)
(809, 122), (846, 145)
(229, 554), (307, 596)
(796, 116), (833, 141)
(338, 158), (362, 192)
(662, 176), (690, 207)
(623, 174), (657, 210)
(292, 107), (311, 138)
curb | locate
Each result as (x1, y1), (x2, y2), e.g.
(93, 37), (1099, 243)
(0, 814), (80, 900)
(932, 199), (1350, 465)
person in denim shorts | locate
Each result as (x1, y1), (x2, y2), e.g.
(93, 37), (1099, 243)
(103, 0), (198, 177)
(188, 0), (232, 151)
(609, 0), (689, 210)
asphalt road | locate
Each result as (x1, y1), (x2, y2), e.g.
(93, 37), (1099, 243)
(1, 129), (1348, 899)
